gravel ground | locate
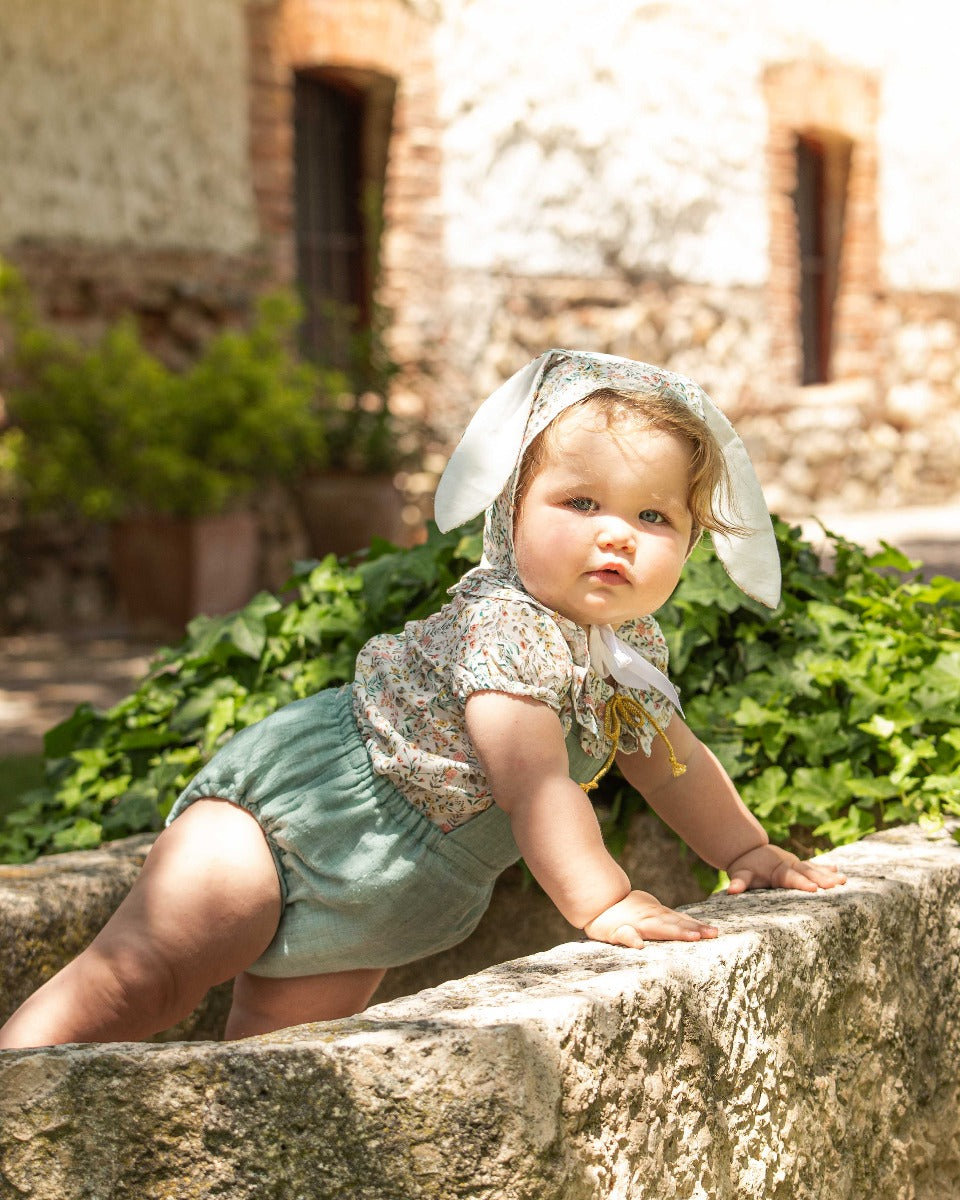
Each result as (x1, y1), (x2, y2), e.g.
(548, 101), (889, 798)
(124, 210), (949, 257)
(0, 634), (157, 757)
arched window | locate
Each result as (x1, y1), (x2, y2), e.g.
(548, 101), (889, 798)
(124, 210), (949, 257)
(764, 62), (879, 387)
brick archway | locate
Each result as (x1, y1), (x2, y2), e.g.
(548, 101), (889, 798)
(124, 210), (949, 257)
(763, 60), (880, 387)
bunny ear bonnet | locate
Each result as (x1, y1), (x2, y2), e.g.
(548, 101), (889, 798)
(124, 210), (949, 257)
(434, 350), (780, 714)
(434, 348), (781, 609)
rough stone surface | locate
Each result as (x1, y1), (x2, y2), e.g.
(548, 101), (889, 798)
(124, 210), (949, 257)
(2, 824), (959, 1199)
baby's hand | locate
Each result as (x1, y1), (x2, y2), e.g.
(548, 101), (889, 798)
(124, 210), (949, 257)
(582, 889), (719, 950)
(725, 844), (846, 894)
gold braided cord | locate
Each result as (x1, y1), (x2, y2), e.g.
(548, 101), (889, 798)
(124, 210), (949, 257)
(580, 692), (686, 794)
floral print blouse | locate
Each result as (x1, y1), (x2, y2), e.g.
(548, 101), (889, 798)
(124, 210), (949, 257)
(352, 569), (673, 831)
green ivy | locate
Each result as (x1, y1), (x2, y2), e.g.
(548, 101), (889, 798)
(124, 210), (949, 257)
(2, 518), (959, 864)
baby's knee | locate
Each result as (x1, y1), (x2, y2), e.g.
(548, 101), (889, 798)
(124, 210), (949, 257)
(86, 934), (203, 1037)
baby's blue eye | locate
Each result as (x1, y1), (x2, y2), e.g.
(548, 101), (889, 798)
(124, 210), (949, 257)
(639, 509), (666, 524)
(567, 497), (596, 512)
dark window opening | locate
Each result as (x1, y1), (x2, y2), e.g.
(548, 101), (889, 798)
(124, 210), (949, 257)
(294, 69), (395, 370)
(793, 131), (852, 385)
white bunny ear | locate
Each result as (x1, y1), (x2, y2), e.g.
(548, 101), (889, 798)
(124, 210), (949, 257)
(700, 398), (781, 608)
(434, 352), (560, 531)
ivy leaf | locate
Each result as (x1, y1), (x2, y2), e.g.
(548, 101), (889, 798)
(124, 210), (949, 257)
(743, 766), (788, 817)
(858, 714), (899, 740)
(226, 595), (281, 659)
(52, 818), (103, 852)
(43, 704), (106, 758)
(844, 775), (901, 801)
(168, 677), (240, 735)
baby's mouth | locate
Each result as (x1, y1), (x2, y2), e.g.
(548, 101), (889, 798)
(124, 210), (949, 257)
(589, 565), (628, 585)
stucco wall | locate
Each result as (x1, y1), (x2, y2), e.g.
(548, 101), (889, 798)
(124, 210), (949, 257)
(434, 0), (960, 291)
(0, 0), (257, 252)
(427, 0), (960, 517)
(5, 0), (956, 284)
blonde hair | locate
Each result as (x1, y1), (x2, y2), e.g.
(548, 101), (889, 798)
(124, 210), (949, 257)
(513, 387), (746, 546)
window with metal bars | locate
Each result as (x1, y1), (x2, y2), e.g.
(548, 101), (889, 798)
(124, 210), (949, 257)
(293, 70), (394, 370)
(793, 131), (853, 385)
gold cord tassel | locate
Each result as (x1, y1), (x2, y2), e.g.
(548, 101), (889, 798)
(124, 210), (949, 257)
(581, 692), (686, 793)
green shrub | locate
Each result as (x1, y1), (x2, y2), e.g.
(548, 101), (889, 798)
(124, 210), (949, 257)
(654, 526), (960, 856)
(0, 263), (328, 519)
(1, 518), (958, 865)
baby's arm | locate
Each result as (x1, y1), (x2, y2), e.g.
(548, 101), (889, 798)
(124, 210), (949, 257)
(464, 691), (718, 948)
(617, 715), (845, 894)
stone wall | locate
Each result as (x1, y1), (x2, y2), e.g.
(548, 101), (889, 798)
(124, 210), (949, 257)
(1, 823), (958, 1198)
(0, 810), (706, 1032)
(743, 289), (960, 515)
(438, 272), (960, 518)
(433, 0), (960, 521)
(7, 272), (959, 633)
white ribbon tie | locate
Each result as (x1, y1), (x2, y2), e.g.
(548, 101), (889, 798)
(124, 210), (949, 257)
(588, 624), (684, 715)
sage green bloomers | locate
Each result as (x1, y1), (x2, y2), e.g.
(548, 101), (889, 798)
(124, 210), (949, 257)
(167, 685), (523, 977)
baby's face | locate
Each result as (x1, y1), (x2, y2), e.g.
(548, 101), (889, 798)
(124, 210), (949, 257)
(513, 408), (694, 628)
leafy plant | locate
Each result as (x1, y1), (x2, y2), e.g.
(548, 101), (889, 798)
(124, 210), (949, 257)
(2, 518), (958, 865)
(0, 263), (327, 519)
(657, 530), (960, 852)
(0, 524), (482, 861)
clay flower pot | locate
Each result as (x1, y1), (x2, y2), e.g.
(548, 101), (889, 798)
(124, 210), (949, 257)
(109, 511), (260, 634)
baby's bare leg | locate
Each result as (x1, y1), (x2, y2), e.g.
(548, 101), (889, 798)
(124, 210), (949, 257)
(0, 799), (281, 1049)
(227, 967), (386, 1039)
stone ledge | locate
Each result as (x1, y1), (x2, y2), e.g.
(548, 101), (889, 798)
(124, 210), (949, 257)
(2, 825), (959, 1199)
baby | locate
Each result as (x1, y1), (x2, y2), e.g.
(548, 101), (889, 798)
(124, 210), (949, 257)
(0, 350), (843, 1049)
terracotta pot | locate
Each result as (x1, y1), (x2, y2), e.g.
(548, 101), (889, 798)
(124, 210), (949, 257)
(294, 473), (409, 559)
(109, 511), (260, 634)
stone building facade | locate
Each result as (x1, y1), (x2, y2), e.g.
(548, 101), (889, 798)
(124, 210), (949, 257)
(1, 0), (958, 627)
(431, 0), (960, 516)
(0, 0), (445, 389)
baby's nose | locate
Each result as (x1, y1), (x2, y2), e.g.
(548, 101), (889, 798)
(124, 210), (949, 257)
(598, 519), (636, 551)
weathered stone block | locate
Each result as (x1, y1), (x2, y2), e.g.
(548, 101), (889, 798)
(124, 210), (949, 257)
(1, 825), (958, 1199)
(0, 836), (232, 1043)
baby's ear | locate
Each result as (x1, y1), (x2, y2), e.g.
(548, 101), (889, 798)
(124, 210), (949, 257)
(684, 526), (704, 560)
